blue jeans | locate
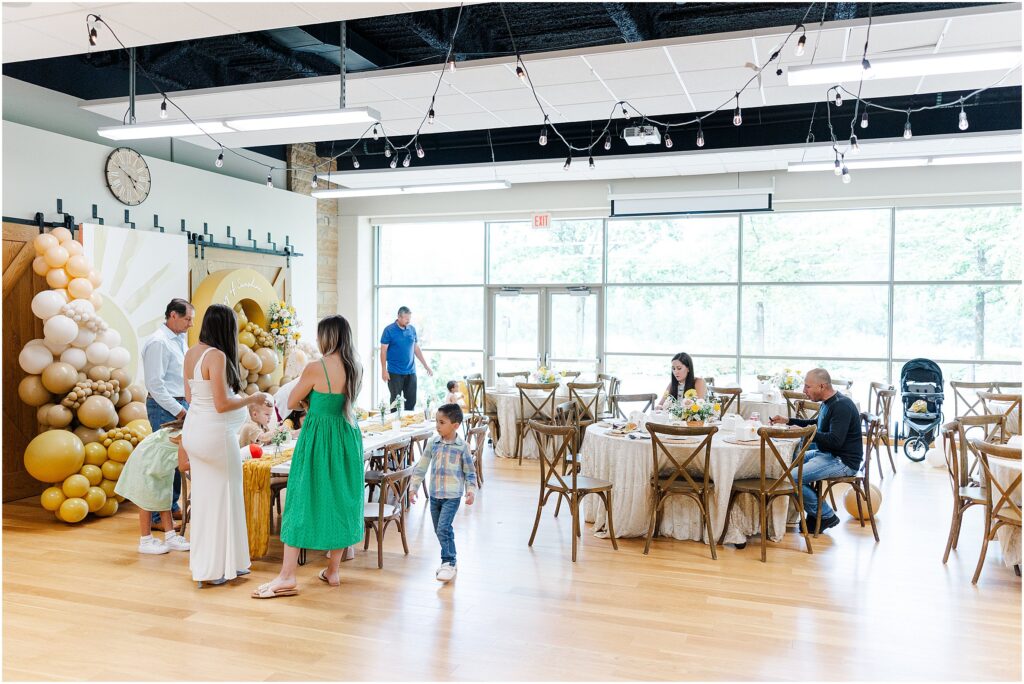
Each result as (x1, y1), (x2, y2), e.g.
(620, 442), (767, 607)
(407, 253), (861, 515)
(147, 397), (187, 521)
(429, 497), (461, 566)
(800, 450), (857, 519)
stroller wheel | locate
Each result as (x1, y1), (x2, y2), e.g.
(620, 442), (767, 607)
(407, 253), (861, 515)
(903, 437), (928, 462)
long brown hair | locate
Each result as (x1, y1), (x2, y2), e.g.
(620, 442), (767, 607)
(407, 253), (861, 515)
(198, 304), (242, 393)
(668, 352), (697, 399)
(317, 315), (362, 423)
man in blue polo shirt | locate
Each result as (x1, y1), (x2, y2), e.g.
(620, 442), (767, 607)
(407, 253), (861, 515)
(380, 306), (433, 410)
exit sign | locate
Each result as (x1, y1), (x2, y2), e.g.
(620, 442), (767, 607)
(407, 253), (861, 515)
(532, 213), (551, 229)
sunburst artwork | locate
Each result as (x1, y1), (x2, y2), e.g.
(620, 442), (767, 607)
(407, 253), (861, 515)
(78, 223), (189, 385)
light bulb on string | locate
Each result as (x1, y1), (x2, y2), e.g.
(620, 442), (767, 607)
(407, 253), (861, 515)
(428, 108), (435, 124)
(563, 153), (572, 171)
(352, 155), (360, 169)
(603, 132), (612, 151)
(621, 104), (630, 119)
(384, 145), (392, 158)
(696, 122), (705, 148)
(861, 57), (872, 77)
(389, 156), (398, 169)
(515, 64), (526, 81)
(447, 59), (456, 73)
(664, 131), (673, 148)
(215, 151), (224, 168)
(311, 173), (318, 189)
(903, 114), (913, 140)
(266, 174), (273, 189)
(588, 154), (595, 169)
(88, 25), (98, 47)
(841, 165), (852, 183)
(958, 106), (969, 131)
(834, 158), (842, 176)
(860, 111), (869, 129)
(402, 151), (411, 168)
(372, 125), (379, 141)
(732, 95), (742, 126)
(415, 141), (425, 158)
(849, 134), (860, 154)
(159, 98), (168, 119)
(795, 26), (806, 56)
(539, 122), (548, 146)
(834, 91), (842, 107)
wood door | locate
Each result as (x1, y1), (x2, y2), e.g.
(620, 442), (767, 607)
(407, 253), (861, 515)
(3, 222), (48, 502)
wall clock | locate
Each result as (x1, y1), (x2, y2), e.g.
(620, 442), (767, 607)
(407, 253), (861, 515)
(104, 147), (151, 206)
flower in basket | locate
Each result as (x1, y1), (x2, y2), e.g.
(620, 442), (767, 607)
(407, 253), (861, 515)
(775, 368), (803, 391)
(533, 366), (557, 384)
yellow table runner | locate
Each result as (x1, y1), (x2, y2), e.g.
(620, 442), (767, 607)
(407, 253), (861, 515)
(242, 449), (293, 559)
(361, 414), (424, 434)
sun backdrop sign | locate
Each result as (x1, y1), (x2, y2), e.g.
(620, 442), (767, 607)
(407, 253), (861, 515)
(79, 224), (189, 385)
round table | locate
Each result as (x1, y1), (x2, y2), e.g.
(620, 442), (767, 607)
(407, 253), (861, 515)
(579, 420), (800, 545)
(487, 385), (600, 459)
(988, 435), (1022, 568)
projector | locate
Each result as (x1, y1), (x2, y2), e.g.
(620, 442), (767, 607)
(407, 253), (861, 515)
(622, 125), (662, 146)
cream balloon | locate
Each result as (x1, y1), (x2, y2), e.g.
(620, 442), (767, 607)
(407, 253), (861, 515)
(255, 348), (278, 374)
(241, 351), (261, 371)
(60, 347), (88, 370)
(96, 328), (121, 348)
(45, 267), (70, 290)
(41, 337), (69, 356)
(33, 232), (58, 255)
(72, 327), (97, 349)
(50, 226), (73, 244)
(18, 344), (53, 375)
(67, 278), (94, 300)
(106, 346), (130, 370)
(65, 255), (91, 278)
(43, 315), (78, 346)
(89, 291), (103, 311)
(43, 245), (70, 269)
(127, 384), (147, 401)
(68, 298), (95, 315)
(87, 270), (102, 288)
(31, 290), (67, 320)
(32, 256), (50, 277)
(63, 239), (84, 256)
(85, 342), (110, 365)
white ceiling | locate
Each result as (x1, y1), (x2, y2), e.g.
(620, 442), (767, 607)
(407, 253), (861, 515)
(1, 2), (464, 63)
(73, 3), (1022, 149)
(319, 131), (1022, 187)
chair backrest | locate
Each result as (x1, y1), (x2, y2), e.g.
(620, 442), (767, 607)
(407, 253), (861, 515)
(958, 414), (1008, 478)
(709, 386), (741, 415)
(868, 381), (893, 412)
(465, 378), (485, 414)
(647, 423), (717, 493)
(795, 399), (821, 421)
(972, 438), (1022, 526)
(859, 412), (880, 481)
(561, 370), (582, 379)
(466, 424), (488, 466)
(376, 465), (416, 518)
(529, 420), (578, 491)
(703, 376), (715, 387)
(875, 389), (896, 433)
(568, 381), (603, 423)
(951, 380), (994, 419)
(941, 420), (967, 492)
(756, 424), (817, 496)
(498, 371), (530, 382)
(597, 373), (621, 416)
(382, 440), (413, 470)
(992, 380), (1022, 393)
(978, 391), (1022, 438)
(612, 393), (656, 419)
(409, 433), (429, 460)
(832, 379), (854, 393)
(554, 400), (578, 427)
(782, 390), (809, 418)
(517, 382), (559, 423)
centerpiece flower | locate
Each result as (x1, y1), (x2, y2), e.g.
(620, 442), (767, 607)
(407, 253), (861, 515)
(775, 368), (803, 391)
(666, 389), (718, 424)
(268, 301), (302, 354)
(533, 366), (557, 384)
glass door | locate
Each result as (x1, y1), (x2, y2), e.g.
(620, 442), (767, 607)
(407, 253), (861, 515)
(546, 287), (601, 376)
(491, 288), (543, 379)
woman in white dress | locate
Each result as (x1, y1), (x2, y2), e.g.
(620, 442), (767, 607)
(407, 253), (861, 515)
(181, 304), (269, 586)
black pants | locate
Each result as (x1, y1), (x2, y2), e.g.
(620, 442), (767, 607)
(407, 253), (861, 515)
(388, 373), (417, 410)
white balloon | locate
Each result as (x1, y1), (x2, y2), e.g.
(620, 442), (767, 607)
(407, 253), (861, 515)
(25, 338), (47, 348)
(43, 314), (78, 346)
(42, 337), (68, 355)
(925, 447), (947, 469)
(73, 327), (97, 348)
(18, 344), (53, 375)
(31, 290), (66, 320)
(68, 298), (95, 316)
(85, 341), (110, 365)
(96, 329), (121, 348)
(60, 347), (88, 371)
(106, 346), (130, 369)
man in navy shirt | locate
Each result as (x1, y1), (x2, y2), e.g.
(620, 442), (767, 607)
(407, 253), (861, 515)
(770, 368), (862, 532)
(380, 306), (433, 410)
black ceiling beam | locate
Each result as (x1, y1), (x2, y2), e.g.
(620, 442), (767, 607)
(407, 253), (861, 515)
(604, 3), (647, 43)
(402, 12), (452, 57)
(296, 22), (400, 70)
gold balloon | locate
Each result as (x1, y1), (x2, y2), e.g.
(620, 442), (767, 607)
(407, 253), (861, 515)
(99, 478), (118, 499)
(45, 267), (70, 290)
(40, 486), (67, 512)
(41, 361), (79, 394)
(74, 425), (106, 446)
(68, 278), (94, 300)
(83, 442), (107, 466)
(101, 460), (123, 481)
(87, 366), (111, 382)
(107, 439), (133, 463)
(118, 402), (148, 426)
(95, 498), (118, 517)
(18, 375), (53, 407)
(37, 403), (55, 425)
(110, 369), (131, 388)
(241, 351), (261, 371)
(79, 464), (103, 486)
(267, 385), (279, 395)
(77, 394), (117, 429)
(32, 256), (50, 277)
(257, 374), (272, 391)
(255, 348), (278, 374)
(84, 486), (107, 512)
(125, 418), (153, 438)
(126, 384), (147, 402)
(238, 331), (257, 348)
(58, 497), (89, 523)
(61, 473), (91, 498)
(115, 494), (125, 503)
(115, 389), (132, 408)
(844, 485), (882, 520)
(24, 430), (84, 483)
(43, 245), (70, 269)
(50, 226), (73, 244)
(65, 255), (91, 278)
(245, 383), (259, 395)
(33, 232), (58, 256)
(47, 404), (74, 428)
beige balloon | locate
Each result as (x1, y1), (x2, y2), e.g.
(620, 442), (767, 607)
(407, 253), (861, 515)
(115, 389), (132, 408)
(255, 348), (278, 374)
(47, 404), (74, 428)
(32, 256), (50, 277)
(247, 371), (259, 383)
(41, 362), (79, 394)
(117, 401), (148, 425)
(45, 268), (70, 290)
(241, 351), (261, 371)
(63, 240), (84, 256)
(18, 375), (53, 407)
(87, 270), (102, 288)
(65, 255), (91, 278)
(37, 403), (55, 425)
(33, 233), (58, 255)
(127, 384), (147, 401)
(267, 384), (280, 395)
(44, 245), (69, 269)
(89, 291), (103, 311)
(245, 383), (259, 395)
(110, 369), (131, 388)
(87, 366), (111, 382)
(50, 226), (73, 244)
(256, 374), (273, 391)
(67, 278), (94, 300)
(77, 394), (117, 429)
(73, 425), (107, 445)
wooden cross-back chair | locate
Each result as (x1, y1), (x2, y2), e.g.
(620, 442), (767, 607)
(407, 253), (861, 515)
(874, 389), (897, 478)
(970, 439), (1022, 584)
(941, 421), (987, 564)
(709, 386), (741, 416)
(612, 393), (656, 420)
(951, 381), (994, 421)
(958, 414), (1009, 482)
(466, 378), (500, 443)
(813, 413), (879, 541)
(782, 390), (810, 419)
(794, 399), (821, 421)
(597, 373), (620, 419)
(363, 465), (415, 569)
(527, 420), (617, 562)
(979, 391), (1022, 438)
(466, 424), (488, 487)
(568, 381), (603, 445)
(515, 382), (559, 466)
(719, 425), (817, 562)
(644, 423), (718, 558)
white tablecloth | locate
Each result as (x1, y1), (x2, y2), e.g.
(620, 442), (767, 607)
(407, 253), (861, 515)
(270, 420), (436, 475)
(487, 386), (599, 459)
(988, 393), (1021, 436)
(579, 421), (800, 545)
(735, 393), (787, 421)
(989, 435), (1022, 567)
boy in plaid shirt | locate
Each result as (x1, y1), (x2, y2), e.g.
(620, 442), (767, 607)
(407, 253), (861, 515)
(409, 403), (477, 582)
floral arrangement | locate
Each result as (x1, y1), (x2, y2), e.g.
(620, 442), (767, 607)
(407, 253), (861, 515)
(268, 300), (301, 353)
(666, 389), (719, 423)
(377, 395), (403, 424)
(775, 368), (803, 391)
(269, 425), (291, 453)
(533, 366), (557, 384)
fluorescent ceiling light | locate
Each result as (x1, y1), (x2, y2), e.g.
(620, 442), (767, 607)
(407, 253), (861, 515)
(312, 181), (511, 199)
(788, 152), (1021, 172)
(97, 120), (234, 140)
(787, 48), (1022, 86)
(928, 152), (1022, 165)
(224, 107), (379, 131)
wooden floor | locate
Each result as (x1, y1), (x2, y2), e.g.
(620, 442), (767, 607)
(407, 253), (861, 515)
(3, 446), (1021, 681)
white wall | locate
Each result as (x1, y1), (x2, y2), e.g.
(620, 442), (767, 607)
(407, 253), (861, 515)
(2, 120), (319, 341)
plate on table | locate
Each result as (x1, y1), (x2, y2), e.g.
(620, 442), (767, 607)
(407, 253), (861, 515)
(657, 434), (700, 444)
(723, 437), (761, 445)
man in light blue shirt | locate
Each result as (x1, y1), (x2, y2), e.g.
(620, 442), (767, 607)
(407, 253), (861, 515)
(141, 298), (193, 526)
(379, 306), (432, 411)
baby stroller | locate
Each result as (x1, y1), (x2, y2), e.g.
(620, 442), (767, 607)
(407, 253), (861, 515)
(898, 358), (944, 461)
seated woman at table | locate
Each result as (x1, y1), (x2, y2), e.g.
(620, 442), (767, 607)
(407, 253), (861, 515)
(656, 352), (707, 409)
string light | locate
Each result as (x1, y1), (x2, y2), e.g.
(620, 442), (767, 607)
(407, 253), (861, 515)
(539, 121), (548, 146)
(903, 113), (913, 140)
(215, 151), (224, 168)
(415, 141), (425, 158)
(266, 174), (273, 189)
(402, 151), (412, 167)
(664, 131), (673, 148)
(311, 172), (318, 189)
(515, 64), (526, 81)
(849, 134), (860, 153)
(448, 59), (456, 73)
(833, 157), (842, 176)
(959, 105), (969, 131)
(841, 163), (852, 183)
(603, 132), (612, 151)
(352, 155), (360, 169)
(732, 94), (742, 126)
(621, 104), (629, 119)
(87, 20), (98, 47)
(428, 107), (435, 124)
(861, 57), (872, 76)
(384, 145), (392, 158)
(563, 153), (571, 170)
(588, 154), (595, 169)
(696, 123), (705, 148)
(372, 125), (379, 141)
(795, 25), (806, 56)
(834, 91), (842, 107)
(389, 156), (398, 169)
(159, 98), (168, 119)
(860, 111), (869, 129)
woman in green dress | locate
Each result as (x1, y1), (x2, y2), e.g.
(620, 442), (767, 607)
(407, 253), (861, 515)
(253, 315), (364, 599)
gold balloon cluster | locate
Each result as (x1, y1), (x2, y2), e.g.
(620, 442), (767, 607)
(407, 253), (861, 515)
(19, 228), (144, 524)
(235, 304), (282, 396)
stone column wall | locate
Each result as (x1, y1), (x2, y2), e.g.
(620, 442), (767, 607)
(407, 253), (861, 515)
(287, 143), (338, 319)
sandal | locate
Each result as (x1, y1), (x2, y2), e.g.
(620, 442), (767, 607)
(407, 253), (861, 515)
(251, 582), (298, 599)
(318, 569), (340, 587)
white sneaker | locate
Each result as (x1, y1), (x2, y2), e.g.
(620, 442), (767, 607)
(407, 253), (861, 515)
(164, 535), (190, 552)
(138, 537), (170, 555)
(435, 563), (457, 582)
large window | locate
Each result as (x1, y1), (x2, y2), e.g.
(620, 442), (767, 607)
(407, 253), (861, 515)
(374, 206), (1022, 407)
